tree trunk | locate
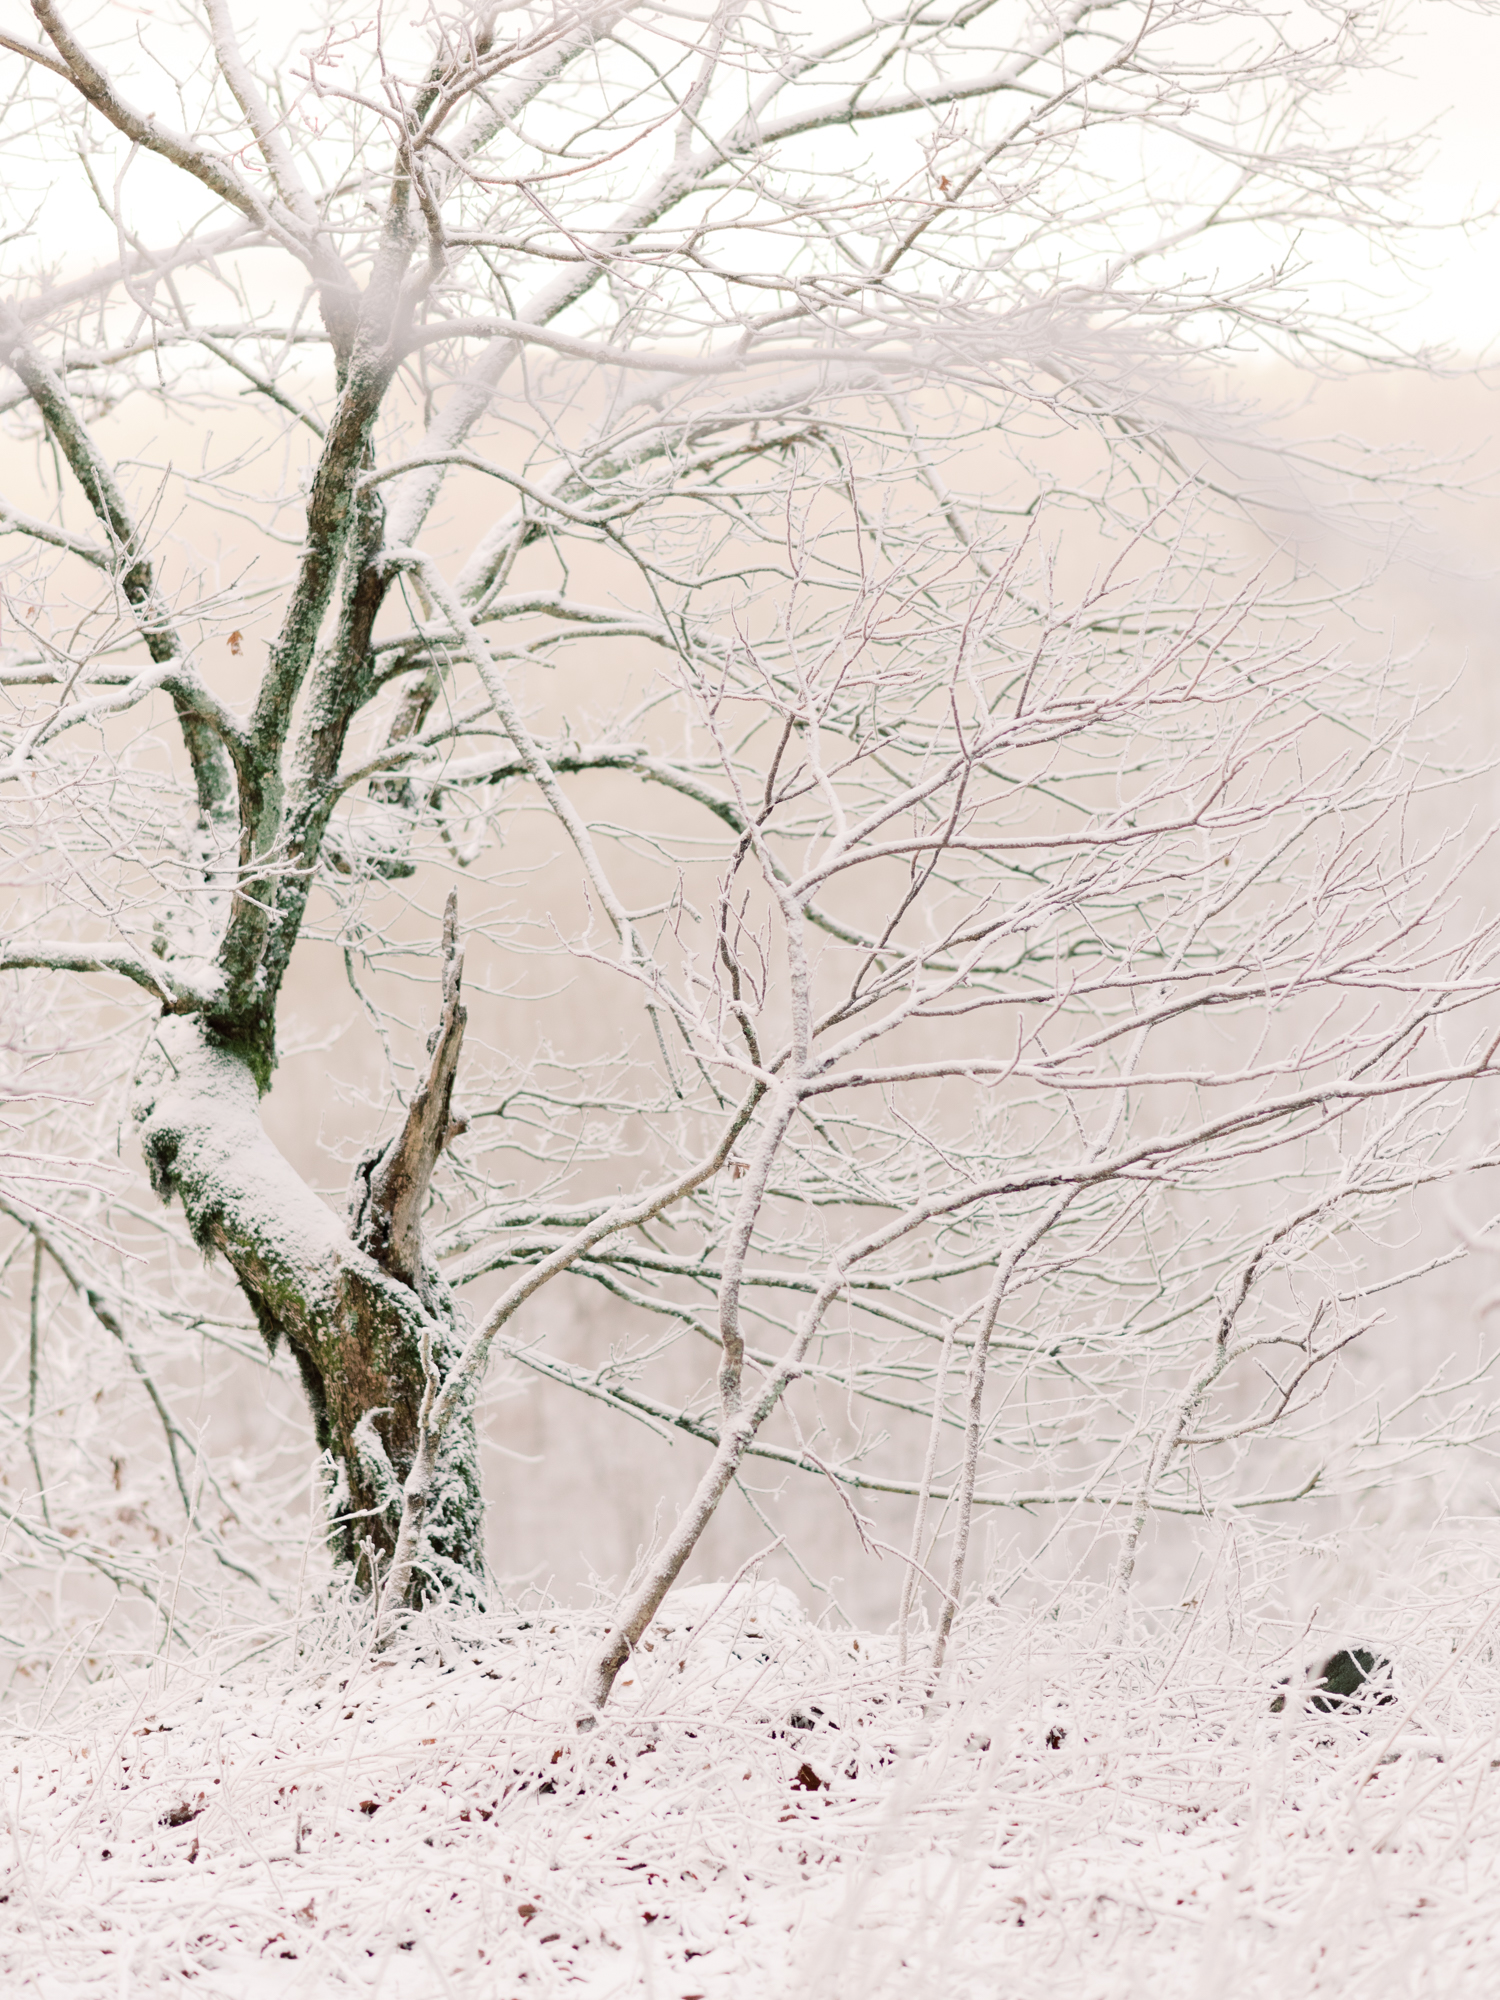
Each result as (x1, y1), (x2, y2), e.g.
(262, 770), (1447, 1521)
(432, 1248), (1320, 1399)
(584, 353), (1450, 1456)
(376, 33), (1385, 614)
(130, 931), (483, 1603)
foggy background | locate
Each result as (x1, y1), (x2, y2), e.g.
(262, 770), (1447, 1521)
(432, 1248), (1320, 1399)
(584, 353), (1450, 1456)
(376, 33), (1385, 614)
(8, 2), (1500, 1666)
(177, 362), (1500, 1638)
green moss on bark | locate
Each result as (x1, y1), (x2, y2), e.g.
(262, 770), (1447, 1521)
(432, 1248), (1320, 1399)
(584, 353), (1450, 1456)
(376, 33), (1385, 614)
(134, 1016), (484, 1603)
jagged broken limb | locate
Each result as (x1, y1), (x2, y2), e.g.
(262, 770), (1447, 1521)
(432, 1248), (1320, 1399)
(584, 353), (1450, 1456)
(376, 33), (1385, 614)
(133, 899), (483, 1606)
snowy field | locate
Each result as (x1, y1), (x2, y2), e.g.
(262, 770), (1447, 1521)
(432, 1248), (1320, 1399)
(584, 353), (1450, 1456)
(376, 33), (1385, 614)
(4, 1565), (1500, 1998)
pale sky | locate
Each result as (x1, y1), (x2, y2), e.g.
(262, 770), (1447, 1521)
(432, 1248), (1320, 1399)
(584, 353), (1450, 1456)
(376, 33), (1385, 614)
(1336, 4), (1500, 355)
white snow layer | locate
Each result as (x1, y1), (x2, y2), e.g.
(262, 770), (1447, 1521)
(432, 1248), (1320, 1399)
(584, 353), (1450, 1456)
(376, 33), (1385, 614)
(1, 1577), (1497, 1997)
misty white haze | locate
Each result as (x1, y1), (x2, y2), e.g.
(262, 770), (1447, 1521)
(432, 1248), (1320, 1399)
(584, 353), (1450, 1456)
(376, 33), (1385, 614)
(4, 1), (1500, 1993)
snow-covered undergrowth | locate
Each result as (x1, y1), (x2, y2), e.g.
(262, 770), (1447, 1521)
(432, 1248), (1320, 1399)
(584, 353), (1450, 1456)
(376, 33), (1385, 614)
(4, 1570), (1500, 1998)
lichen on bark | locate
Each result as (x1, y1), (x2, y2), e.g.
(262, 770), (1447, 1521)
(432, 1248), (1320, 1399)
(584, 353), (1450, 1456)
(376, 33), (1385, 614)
(132, 1007), (483, 1603)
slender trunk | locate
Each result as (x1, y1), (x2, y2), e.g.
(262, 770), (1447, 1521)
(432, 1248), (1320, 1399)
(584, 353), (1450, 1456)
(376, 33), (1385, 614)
(26, 1236), (47, 1523)
(579, 1425), (752, 1719)
(898, 1316), (956, 1672)
(929, 1186), (1081, 1675)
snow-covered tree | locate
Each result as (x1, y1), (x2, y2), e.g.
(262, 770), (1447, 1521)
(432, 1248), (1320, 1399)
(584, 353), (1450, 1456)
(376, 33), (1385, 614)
(2, 0), (1498, 1699)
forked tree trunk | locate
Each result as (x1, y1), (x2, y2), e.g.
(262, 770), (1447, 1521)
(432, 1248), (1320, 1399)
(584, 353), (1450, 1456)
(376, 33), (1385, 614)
(130, 900), (483, 1603)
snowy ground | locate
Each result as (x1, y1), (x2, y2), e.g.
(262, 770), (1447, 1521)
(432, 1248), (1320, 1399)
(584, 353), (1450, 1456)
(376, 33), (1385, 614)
(4, 1574), (1500, 1998)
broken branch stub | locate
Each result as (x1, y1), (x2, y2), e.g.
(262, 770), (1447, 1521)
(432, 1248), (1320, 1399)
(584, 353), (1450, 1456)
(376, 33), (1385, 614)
(351, 892), (468, 1311)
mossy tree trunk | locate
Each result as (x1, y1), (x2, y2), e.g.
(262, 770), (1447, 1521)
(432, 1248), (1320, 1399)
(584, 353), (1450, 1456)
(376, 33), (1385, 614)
(0, 50), (500, 1601)
(132, 903), (483, 1599)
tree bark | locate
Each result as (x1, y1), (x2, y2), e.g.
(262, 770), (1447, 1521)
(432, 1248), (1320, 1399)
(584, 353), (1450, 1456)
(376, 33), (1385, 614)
(131, 943), (483, 1603)
(349, 892), (468, 1310)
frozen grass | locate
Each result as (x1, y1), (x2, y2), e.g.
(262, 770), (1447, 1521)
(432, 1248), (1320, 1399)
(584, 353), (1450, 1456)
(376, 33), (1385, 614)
(4, 1560), (1500, 1998)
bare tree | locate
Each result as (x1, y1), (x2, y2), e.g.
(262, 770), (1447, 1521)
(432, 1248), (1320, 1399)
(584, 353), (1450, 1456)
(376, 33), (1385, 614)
(1, 0), (1497, 1680)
